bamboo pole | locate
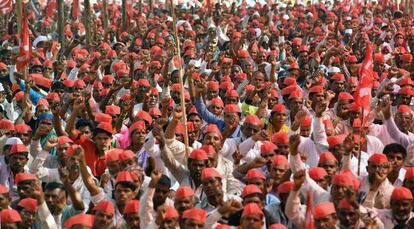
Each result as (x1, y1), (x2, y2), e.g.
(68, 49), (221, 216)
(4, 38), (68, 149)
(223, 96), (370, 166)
(57, 0), (65, 47)
(122, 0), (127, 30)
(102, 0), (109, 31)
(169, 0), (190, 157)
(84, 0), (91, 45)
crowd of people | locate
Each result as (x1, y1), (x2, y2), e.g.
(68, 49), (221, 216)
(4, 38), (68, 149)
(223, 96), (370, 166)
(1, 0), (414, 228)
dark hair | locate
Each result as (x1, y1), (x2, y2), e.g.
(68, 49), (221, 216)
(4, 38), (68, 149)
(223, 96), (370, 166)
(76, 119), (94, 130)
(93, 127), (112, 137)
(158, 175), (172, 188)
(51, 81), (65, 91)
(17, 180), (36, 186)
(44, 182), (68, 197)
(383, 143), (407, 159)
(114, 181), (137, 191)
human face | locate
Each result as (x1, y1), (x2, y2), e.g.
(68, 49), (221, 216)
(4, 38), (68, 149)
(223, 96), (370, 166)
(45, 188), (67, 215)
(395, 112), (413, 133)
(397, 94), (413, 106)
(124, 213), (140, 229)
(386, 152), (405, 173)
(203, 132), (222, 152)
(242, 123), (261, 138)
(153, 184), (171, 208)
(319, 160), (338, 181)
(160, 217), (178, 229)
(366, 163), (390, 183)
(270, 165), (288, 184)
(0, 193), (10, 211)
(338, 208), (359, 229)
(188, 115), (202, 131)
(94, 132), (112, 153)
(78, 126), (92, 138)
(391, 199), (413, 224)
(8, 153), (28, 173)
(94, 211), (113, 228)
(289, 98), (303, 113)
(19, 208), (36, 228)
(15, 131), (31, 145)
(202, 177), (222, 198)
(315, 214), (337, 229)
(300, 126), (311, 137)
(188, 160), (206, 183)
(271, 112), (287, 126)
(183, 219), (204, 229)
(330, 184), (354, 205)
(131, 129), (146, 146)
(275, 143), (290, 157)
(120, 158), (137, 170)
(106, 160), (120, 176)
(206, 89), (219, 100)
(241, 215), (263, 229)
(174, 196), (195, 214)
(114, 184), (135, 206)
(208, 104), (223, 116)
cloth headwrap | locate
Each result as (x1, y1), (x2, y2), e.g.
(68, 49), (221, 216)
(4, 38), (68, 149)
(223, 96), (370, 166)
(37, 112), (54, 121)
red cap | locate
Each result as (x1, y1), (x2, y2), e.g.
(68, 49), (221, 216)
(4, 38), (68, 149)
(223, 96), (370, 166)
(281, 85), (298, 96)
(18, 198), (37, 212)
(398, 77), (414, 86)
(242, 184), (263, 198)
(0, 209), (22, 223)
(288, 90), (303, 100)
(224, 104), (241, 113)
(105, 105), (121, 115)
(244, 115), (263, 126)
(45, 92), (60, 102)
(73, 79), (86, 88)
(300, 116), (312, 127)
(115, 171), (135, 185)
(96, 122), (113, 135)
(15, 173), (37, 184)
(201, 168), (222, 180)
(313, 202), (336, 219)
(260, 141), (277, 154)
(129, 121), (146, 134)
(327, 135), (346, 147)
(271, 132), (289, 144)
(102, 75), (114, 83)
(277, 181), (293, 194)
(242, 203), (264, 218)
(105, 148), (122, 162)
(238, 50), (250, 58)
(398, 87), (414, 96)
(210, 98), (224, 108)
(11, 144), (29, 154)
(176, 186), (195, 199)
(405, 168), (414, 180)
(331, 73), (345, 81)
(189, 149), (208, 161)
(215, 224), (232, 229)
(95, 113), (113, 123)
(271, 104), (286, 113)
(269, 224), (288, 229)
(401, 53), (412, 62)
(119, 150), (136, 161)
(374, 53), (385, 63)
(368, 153), (388, 165)
(271, 155), (289, 167)
(94, 200), (115, 215)
(332, 173), (355, 189)
(345, 55), (358, 63)
(65, 214), (94, 229)
(200, 145), (216, 156)
(36, 99), (49, 107)
(246, 169), (266, 181)
(57, 136), (73, 145)
(318, 152), (338, 164)
(289, 62), (299, 70)
(183, 208), (207, 224)
(0, 119), (14, 131)
(338, 92), (354, 101)
(398, 105), (412, 113)
(309, 167), (328, 180)
(337, 199), (355, 210)
(0, 184), (9, 194)
(164, 205), (179, 219)
(391, 187), (414, 200)
(14, 124), (32, 134)
(309, 85), (324, 94)
(207, 81), (219, 90)
(136, 110), (153, 125)
(204, 124), (222, 138)
(225, 89), (239, 98)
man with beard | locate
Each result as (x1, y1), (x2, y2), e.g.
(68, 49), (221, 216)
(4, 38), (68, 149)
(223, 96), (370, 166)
(376, 187), (414, 227)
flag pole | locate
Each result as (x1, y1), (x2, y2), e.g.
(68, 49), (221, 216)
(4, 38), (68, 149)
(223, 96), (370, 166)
(57, 0), (65, 48)
(357, 107), (364, 176)
(169, 0), (190, 157)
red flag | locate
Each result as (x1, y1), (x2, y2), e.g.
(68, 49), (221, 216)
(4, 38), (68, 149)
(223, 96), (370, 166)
(0, 0), (12, 15)
(305, 189), (314, 229)
(354, 42), (374, 120)
(16, 7), (31, 71)
(72, 0), (81, 18)
(46, 0), (57, 18)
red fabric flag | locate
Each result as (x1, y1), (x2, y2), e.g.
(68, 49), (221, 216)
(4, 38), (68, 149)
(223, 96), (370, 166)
(72, 0), (81, 18)
(305, 189), (314, 229)
(354, 42), (374, 121)
(0, 0), (12, 16)
(16, 7), (31, 71)
(46, 0), (57, 18)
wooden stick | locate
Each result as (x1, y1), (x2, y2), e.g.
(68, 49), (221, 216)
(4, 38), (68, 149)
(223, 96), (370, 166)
(357, 107), (364, 176)
(84, 0), (91, 46)
(57, 0), (65, 48)
(122, 0), (127, 30)
(169, 0), (190, 157)
(102, 0), (109, 31)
